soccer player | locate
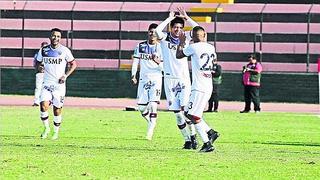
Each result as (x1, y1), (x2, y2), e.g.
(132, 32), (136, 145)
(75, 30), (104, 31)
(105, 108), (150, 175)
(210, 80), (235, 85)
(35, 28), (77, 140)
(176, 26), (220, 152)
(155, 7), (213, 149)
(131, 23), (163, 140)
(33, 41), (48, 106)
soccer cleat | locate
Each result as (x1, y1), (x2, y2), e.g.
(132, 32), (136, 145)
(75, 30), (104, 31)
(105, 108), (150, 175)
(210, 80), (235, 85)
(190, 135), (198, 149)
(51, 132), (59, 140)
(40, 128), (50, 139)
(183, 141), (193, 149)
(240, 110), (250, 113)
(199, 142), (214, 152)
(207, 129), (220, 144)
(32, 103), (39, 107)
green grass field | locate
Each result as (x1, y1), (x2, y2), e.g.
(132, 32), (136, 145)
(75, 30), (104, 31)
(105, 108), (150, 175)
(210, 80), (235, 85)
(1, 106), (319, 179)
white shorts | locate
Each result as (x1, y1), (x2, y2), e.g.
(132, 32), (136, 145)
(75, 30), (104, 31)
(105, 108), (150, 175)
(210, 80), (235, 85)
(164, 78), (191, 111)
(40, 83), (66, 108)
(137, 76), (162, 105)
(186, 90), (211, 118)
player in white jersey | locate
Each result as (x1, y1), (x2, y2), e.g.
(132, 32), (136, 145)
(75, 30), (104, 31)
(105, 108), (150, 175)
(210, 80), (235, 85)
(155, 8), (213, 149)
(131, 23), (163, 140)
(35, 28), (77, 140)
(176, 26), (220, 152)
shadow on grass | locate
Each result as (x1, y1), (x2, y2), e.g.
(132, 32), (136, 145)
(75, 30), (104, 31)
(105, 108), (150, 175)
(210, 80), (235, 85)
(0, 134), (174, 141)
(215, 141), (320, 147)
(259, 141), (320, 147)
(1, 142), (189, 153)
(0, 135), (183, 153)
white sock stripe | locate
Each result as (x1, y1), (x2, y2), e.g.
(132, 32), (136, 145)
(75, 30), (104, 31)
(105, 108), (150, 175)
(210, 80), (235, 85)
(201, 119), (211, 132)
(138, 105), (148, 114)
(149, 102), (158, 113)
(53, 115), (62, 124)
(175, 112), (186, 125)
(40, 111), (48, 118)
(195, 120), (210, 143)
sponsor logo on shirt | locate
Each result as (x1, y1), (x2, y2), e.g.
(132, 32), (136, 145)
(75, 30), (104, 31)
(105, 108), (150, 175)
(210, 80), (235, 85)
(202, 72), (212, 78)
(167, 43), (177, 50)
(140, 53), (154, 61)
(43, 57), (63, 64)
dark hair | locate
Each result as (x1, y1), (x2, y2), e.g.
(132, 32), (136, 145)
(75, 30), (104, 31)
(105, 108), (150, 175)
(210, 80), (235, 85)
(148, 23), (158, 30)
(248, 54), (256, 59)
(192, 26), (205, 33)
(51, 28), (62, 34)
(41, 42), (48, 47)
(170, 17), (185, 28)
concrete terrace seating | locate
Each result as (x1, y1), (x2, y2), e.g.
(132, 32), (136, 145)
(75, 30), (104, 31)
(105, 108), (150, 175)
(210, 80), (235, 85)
(1, 1), (319, 72)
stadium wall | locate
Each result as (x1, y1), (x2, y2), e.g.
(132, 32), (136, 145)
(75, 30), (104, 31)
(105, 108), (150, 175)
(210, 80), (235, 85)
(1, 68), (318, 104)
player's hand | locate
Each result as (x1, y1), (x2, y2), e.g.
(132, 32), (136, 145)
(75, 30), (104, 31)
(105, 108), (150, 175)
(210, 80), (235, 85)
(152, 53), (161, 65)
(131, 76), (137, 85)
(177, 7), (188, 20)
(38, 65), (44, 72)
(169, 11), (175, 18)
(58, 75), (67, 84)
(178, 30), (186, 47)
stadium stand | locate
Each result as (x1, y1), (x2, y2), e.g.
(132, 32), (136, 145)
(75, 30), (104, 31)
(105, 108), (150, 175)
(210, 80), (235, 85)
(0, 1), (319, 72)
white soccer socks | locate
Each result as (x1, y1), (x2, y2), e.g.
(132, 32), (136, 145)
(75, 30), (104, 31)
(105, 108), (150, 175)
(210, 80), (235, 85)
(176, 112), (191, 141)
(52, 115), (62, 140)
(40, 111), (50, 139)
(138, 105), (150, 123)
(40, 111), (62, 140)
(146, 114), (157, 140)
(195, 120), (210, 143)
(201, 118), (212, 133)
(146, 102), (158, 140)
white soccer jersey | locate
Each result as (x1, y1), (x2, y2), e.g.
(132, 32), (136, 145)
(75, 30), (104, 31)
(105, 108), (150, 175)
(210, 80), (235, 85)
(159, 32), (191, 79)
(132, 41), (163, 79)
(36, 44), (74, 84)
(183, 42), (217, 93)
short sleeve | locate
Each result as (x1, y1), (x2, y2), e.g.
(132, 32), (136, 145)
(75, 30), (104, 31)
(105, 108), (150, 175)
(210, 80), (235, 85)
(36, 49), (43, 62)
(65, 48), (75, 62)
(133, 45), (140, 59)
(156, 44), (163, 61)
(183, 45), (194, 57)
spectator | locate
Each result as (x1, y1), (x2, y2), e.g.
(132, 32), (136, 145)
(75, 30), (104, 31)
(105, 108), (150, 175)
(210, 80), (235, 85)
(206, 58), (222, 112)
(240, 54), (262, 113)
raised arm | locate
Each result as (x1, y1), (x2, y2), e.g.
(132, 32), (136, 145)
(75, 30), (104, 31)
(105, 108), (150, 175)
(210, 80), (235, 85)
(155, 11), (175, 40)
(177, 7), (199, 28)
